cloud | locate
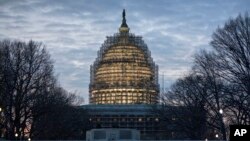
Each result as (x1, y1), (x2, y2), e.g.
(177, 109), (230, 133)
(0, 0), (249, 103)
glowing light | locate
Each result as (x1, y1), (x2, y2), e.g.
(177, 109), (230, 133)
(155, 118), (159, 122)
(219, 109), (223, 114)
(90, 28), (159, 104)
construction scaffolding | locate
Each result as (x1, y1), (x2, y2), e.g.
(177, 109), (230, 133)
(89, 9), (159, 105)
(89, 30), (159, 104)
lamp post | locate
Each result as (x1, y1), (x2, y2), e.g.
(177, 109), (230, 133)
(15, 133), (18, 140)
(219, 108), (226, 140)
(0, 107), (3, 139)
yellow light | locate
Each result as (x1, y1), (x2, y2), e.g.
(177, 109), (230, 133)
(90, 35), (159, 104)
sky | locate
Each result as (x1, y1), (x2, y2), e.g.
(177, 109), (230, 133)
(0, 0), (249, 104)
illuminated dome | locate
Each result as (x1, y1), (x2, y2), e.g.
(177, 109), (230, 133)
(89, 10), (159, 104)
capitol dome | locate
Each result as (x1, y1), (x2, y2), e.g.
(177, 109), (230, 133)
(89, 10), (159, 104)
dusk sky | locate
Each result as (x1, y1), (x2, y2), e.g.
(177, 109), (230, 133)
(0, 0), (249, 104)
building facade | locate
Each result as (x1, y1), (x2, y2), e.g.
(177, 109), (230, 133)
(83, 10), (163, 139)
(83, 104), (163, 139)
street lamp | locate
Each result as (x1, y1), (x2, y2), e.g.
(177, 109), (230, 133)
(205, 138), (208, 141)
(14, 133), (19, 141)
(0, 107), (2, 139)
(219, 108), (226, 140)
(219, 109), (223, 114)
(215, 134), (219, 138)
(28, 138), (31, 141)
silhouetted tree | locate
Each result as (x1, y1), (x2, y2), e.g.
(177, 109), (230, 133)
(157, 13), (250, 140)
(210, 13), (250, 125)
(158, 74), (208, 139)
(30, 87), (90, 140)
(194, 51), (228, 140)
(0, 40), (89, 140)
(0, 40), (54, 140)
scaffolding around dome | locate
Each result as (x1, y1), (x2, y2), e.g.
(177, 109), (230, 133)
(89, 31), (159, 104)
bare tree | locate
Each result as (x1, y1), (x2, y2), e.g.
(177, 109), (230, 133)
(158, 74), (208, 139)
(194, 51), (227, 140)
(0, 40), (54, 140)
(0, 40), (90, 140)
(30, 87), (90, 140)
(211, 13), (250, 125)
(153, 12), (249, 141)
